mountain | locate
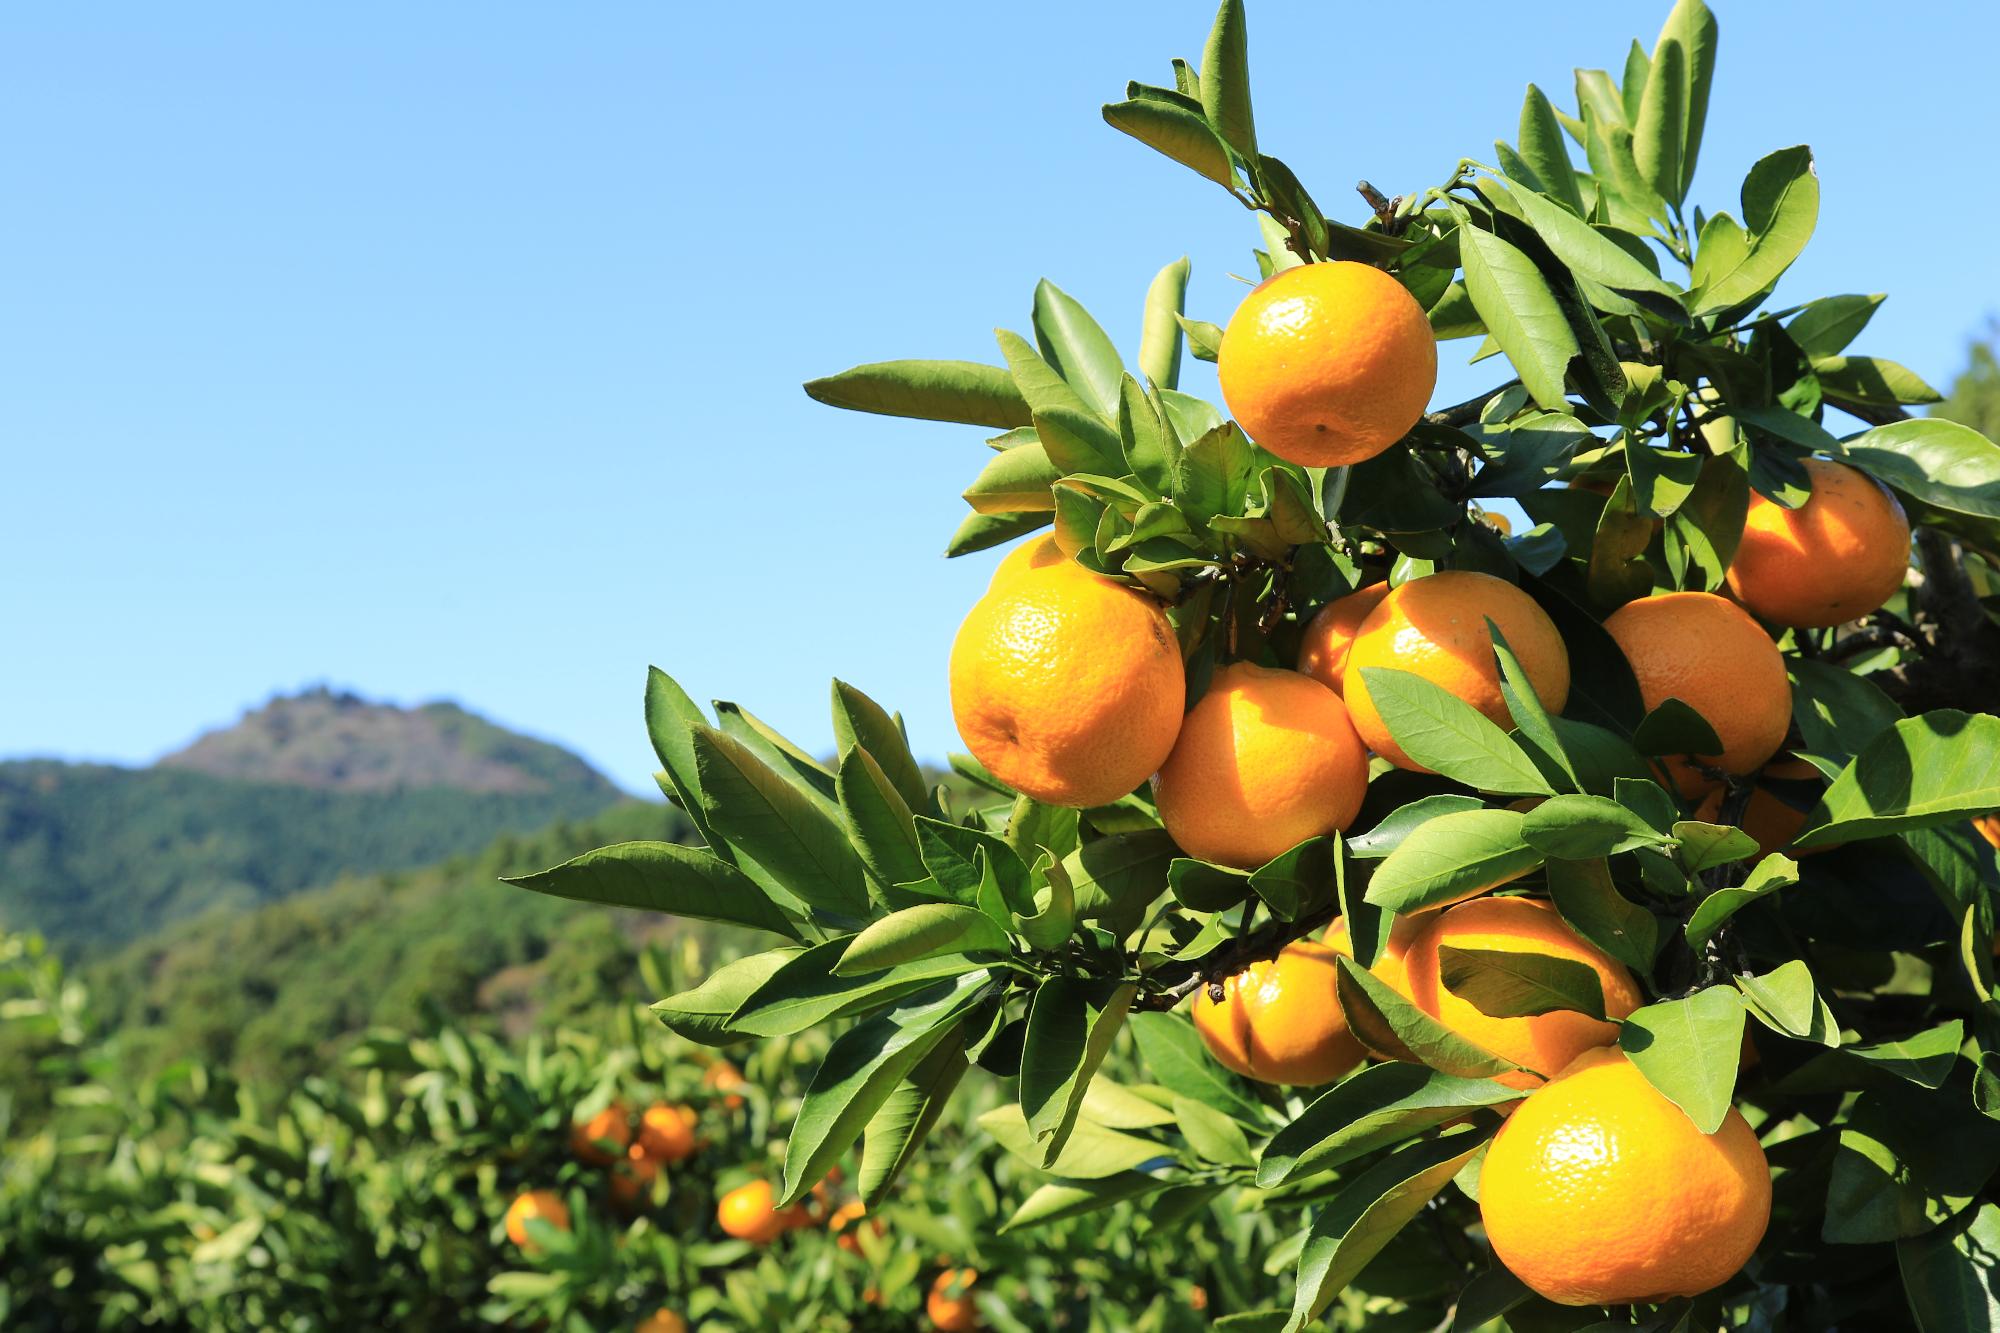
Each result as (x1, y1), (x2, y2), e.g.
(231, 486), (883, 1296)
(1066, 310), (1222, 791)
(0, 690), (625, 956)
(86, 800), (705, 1089)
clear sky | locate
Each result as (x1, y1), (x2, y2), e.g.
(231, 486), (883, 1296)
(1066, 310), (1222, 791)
(5, 2), (1996, 794)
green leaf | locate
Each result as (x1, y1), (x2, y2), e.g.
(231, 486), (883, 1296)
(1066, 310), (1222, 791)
(781, 977), (989, 1204)
(1246, 837), (1337, 922)
(1284, 1130), (1493, 1331)
(831, 680), (928, 813)
(1175, 313), (1224, 364)
(1102, 97), (1238, 189)
(1021, 979), (1140, 1167)
(1631, 697), (1725, 758)
(1788, 293), (1885, 357)
(693, 726), (873, 922)
(1619, 986), (1746, 1133)
(803, 359), (1032, 428)
(962, 440), (1059, 513)
(730, 939), (979, 1038)
(1520, 794), (1673, 859)
(645, 667), (727, 852)
(1333, 958), (1520, 1080)
(1625, 441), (1704, 518)
(1364, 808), (1545, 913)
(1632, 38), (1684, 204)
(504, 841), (801, 939)
(1814, 355), (1942, 407)
(915, 816), (1030, 909)
(946, 510), (1052, 557)
(1198, 0), (1256, 159)
(1518, 84), (1585, 215)
(1790, 657), (1904, 764)
(651, 949), (801, 1046)
(836, 747), (928, 901)
(1899, 1201), (2000, 1331)
(1118, 375), (1180, 497)
(1356, 666), (1555, 797)
(1127, 1010), (1266, 1121)
(1842, 418), (2000, 526)
(1457, 217), (1579, 411)
(858, 1026), (969, 1206)
(1257, 1063), (1517, 1186)
(1684, 854), (1800, 947)
(1672, 820), (1760, 872)
(1174, 1094), (1255, 1167)
(1346, 795), (1488, 859)
(994, 328), (1123, 468)
(999, 1173), (1169, 1234)
(1033, 279), (1125, 420)
(1735, 958), (1838, 1047)
(1693, 146), (1820, 315)
(977, 1103), (1171, 1178)
(1657, 0), (1718, 197)
(1063, 830), (1177, 937)
(1140, 256), (1192, 390)
(1489, 619), (1577, 790)
(1545, 856), (1659, 972)
(835, 904), (1012, 976)
(1438, 945), (1607, 1020)
(1796, 711), (2000, 846)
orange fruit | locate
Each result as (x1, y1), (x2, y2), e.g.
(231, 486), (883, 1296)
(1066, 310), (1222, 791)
(1191, 941), (1365, 1086)
(987, 533), (1066, 591)
(927, 1268), (982, 1332)
(637, 1102), (698, 1163)
(1975, 813), (2000, 851)
(1342, 572), (1571, 771)
(829, 1200), (884, 1253)
(1479, 1047), (1771, 1305)
(1217, 260), (1438, 467)
(702, 1061), (747, 1110)
(1297, 582), (1391, 695)
(1725, 457), (1910, 627)
(504, 1189), (570, 1251)
(636, 1311), (688, 1333)
(609, 1142), (660, 1206)
(949, 566), (1185, 807)
(1403, 897), (1643, 1089)
(1153, 663), (1370, 869)
(570, 1101), (631, 1165)
(717, 1180), (800, 1244)
(1691, 758), (1831, 860)
(1603, 591), (1791, 796)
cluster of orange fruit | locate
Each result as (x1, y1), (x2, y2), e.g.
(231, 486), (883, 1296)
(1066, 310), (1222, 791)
(948, 260), (1921, 1308)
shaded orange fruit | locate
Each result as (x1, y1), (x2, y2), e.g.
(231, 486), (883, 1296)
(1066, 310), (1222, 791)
(1326, 911), (1429, 1060)
(1403, 897), (1643, 1090)
(637, 1102), (698, 1163)
(1691, 758), (1832, 860)
(1480, 1047), (1771, 1305)
(609, 1142), (660, 1206)
(717, 1180), (801, 1244)
(1153, 663), (1370, 869)
(1726, 457), (1910, 627)
(1603, 591), (1791, 796)
(702, 1061), (747, 1110)
(829, 1200), (884, 1253)
(636, 1311), (688, 1333)
(987, 533), (1066, 592)
(1191, 941), (1365, 1086)
(504, 1189), (570, 1251)
(1342, 572), (1571, 771)
(570, 1101), (631, 1165)
(928, 1268), (982, 1332)
(1975, 813), (2000, 851)
(1218, 261), (1437, 467)
(950, 567), (1185, 807)
(1297, 582), (1391, 695)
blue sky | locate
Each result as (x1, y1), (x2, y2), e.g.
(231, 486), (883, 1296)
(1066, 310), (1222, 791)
(5, 2), (1996, 794)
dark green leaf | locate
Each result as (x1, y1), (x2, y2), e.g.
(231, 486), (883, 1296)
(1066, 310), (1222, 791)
(858, 1026), (969, 1206)
(651, 949), (801, 1046)
(1128, 1010), (1267, 1122)
(946, 510), (1052, 557)
(1545, 856), (1659, 972)
(1334, 958), (1520, 1079)
(504, 840), (801, 938)
(1021, 979), (1139, 1167)
(729, 939), (979, 1038)
(1815, 355), (1942, 407)
(1796, 711), (2000, 846)
(1631, 698), (1725, 758)
(1842, 418), (2000, 524)
(831, 679), (928, 812)
(1258, 1063), (1517, 1186)
(836, 746), (929, 901)
(1788, 293), (1885, 357)
(693, 726), (873, 921)
(1457, 216), (1579, 411)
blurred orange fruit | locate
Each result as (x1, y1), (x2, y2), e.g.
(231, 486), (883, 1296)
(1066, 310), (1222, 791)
(702, 1061), (747, 1110)
(635, 1311), (687, 1333)
(637, 1102), (698, 1163)
(829, 1200), (884, 1253)
(1726, 457), (1910, 627)
(504, 1190), (570, 1251)
(1218, 260), (1437, 467)
(570, 1101), (631, 1165)
(608, 1142), (660, 1206)
(717, 1180), (801, 1244)
(928, 1268), (983, 1332)
(949, 565), (1185, 807)
(1342, 572), (1570, 771)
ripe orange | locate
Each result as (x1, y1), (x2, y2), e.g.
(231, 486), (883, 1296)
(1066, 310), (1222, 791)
(1191, 941), (1365, 1086)
(636, 1311), (688, 1333)
(1479, 1047), (1771, 1305)
(637, 1102), (698, 1163)
(1691, 758), (1830, 860)
(950, 567), (1185, 807)
(1325, 912), (1428, 1059)
(717, 1180), (802, 1244)
(1726, 457), (1910, 627)
(928, 1268), (982, 1332)
(1402, 897), (1642, 1089)
(504, 1189), (570, 1251)
(1217, 261), (1437, 467)
(1603, 591), (1791, 796)
(1153, 663), (1370, 869)
(1297, 582), (1391, 695)
(987, 533), (1065, 592)
(1975, 813), (2000, 851)
(1341, 572), (1571, 771)
(829, 1200), (884, 1254)
(609, 1142), (660, 1206)
(570, 1101), (631, 1165)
